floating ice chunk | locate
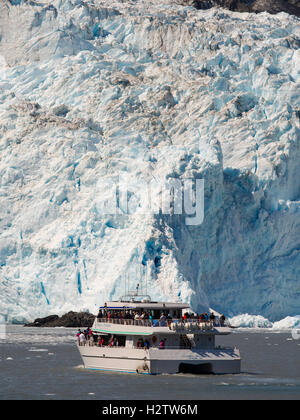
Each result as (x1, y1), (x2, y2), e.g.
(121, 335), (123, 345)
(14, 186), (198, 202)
(229, 314), (273, 328)
(28, 348), (49, 352)
(272, 316), (300, 330)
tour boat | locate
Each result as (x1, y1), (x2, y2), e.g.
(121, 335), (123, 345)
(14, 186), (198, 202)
(77, 290), (241, 375)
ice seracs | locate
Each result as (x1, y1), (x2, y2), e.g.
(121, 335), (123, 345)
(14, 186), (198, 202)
(0, 0), (299, 323)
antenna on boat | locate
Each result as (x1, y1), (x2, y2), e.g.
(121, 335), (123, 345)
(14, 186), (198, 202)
(140, 265), (144, 295)
(124, 273), (126, 299)
(119, 264), (151, 303)
(139, 265), (141, 294)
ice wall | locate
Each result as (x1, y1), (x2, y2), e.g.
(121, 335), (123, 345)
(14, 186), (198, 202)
(0, 0), (299, 322)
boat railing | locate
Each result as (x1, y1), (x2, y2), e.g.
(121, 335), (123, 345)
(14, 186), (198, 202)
(95, 318), (154, 327)
(78, 343), (190, 349)
(215, 345), (237, 351)
(94, 317), (229, 330)
(78, 342), (189, 350)
(78, 342), (235, 351)
(149, 346), (234, 351)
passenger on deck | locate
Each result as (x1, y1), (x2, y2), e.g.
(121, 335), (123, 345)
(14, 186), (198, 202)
(98, 336), (104, 347)
(139, 312), (144, 319)
(136, 338), (144, 348)
(143, 339), (150, 350)
(124, 311), (131, 323)
(88, 329), (94, 346)
(159, 312), (167, 326)
(79, 332), (86, 346)
(220, 314), (226, 326)
(210, 312), (216, 325)
(159, 339), (165, 349)
(183, 312), (190, 322)
(76, 329), (82, 344)
(166, 313), (172, 328)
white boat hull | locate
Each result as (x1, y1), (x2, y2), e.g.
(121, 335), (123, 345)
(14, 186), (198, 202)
(77, 345), (241, 375)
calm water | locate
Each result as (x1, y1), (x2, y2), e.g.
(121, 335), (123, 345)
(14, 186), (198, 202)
(0, 325), (300, 400)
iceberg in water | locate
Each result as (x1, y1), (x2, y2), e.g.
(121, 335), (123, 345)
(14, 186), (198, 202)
(228, 314), (300, 329)
(0, 0), (299, 323)
(272, 315), (300, 330)
(229, 314), (273, 329)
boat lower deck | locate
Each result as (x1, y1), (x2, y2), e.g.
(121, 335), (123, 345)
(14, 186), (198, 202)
(78, 344), (241, 374)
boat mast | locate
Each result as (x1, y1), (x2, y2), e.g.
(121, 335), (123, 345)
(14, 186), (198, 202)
(146, 262), (148, 297)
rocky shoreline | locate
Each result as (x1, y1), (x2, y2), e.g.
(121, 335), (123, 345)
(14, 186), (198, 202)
(182, 0), (300, 17)
(24, 311), (95, 328)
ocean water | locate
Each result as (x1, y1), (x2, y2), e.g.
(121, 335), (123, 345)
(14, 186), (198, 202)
(0, 326), (300, 400)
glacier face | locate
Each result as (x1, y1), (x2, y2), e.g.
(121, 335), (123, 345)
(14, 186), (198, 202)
(0, 0), (299, 323)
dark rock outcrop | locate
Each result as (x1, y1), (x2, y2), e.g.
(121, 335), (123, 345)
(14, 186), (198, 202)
(24, 311), (95, 327)
(180, 0), (300, 17)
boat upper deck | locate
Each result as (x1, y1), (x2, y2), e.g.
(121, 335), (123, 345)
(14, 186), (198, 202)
(99, 301), (190, 311)
(92, 318), (232, 336)
(95, 295), (229, 336)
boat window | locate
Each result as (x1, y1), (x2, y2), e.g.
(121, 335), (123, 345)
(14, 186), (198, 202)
(153, 310), (161, 319)
(100, 334), (110, 346)
(115, 335), (126, 347)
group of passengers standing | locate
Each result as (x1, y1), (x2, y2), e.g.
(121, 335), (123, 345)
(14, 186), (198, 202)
(76, 327), (93, 346)
(97, 309), (154, 321)
(183, 312), (226, 326)
(97, 309), (226, 326)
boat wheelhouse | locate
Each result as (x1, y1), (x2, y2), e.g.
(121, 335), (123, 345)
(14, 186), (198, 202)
(77, 293), (241, 375)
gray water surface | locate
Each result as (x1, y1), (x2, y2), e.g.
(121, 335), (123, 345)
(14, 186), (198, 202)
(0, 326), (299, 400)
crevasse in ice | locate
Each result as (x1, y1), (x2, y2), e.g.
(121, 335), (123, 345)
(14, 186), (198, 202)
(0, 0), (299, 323)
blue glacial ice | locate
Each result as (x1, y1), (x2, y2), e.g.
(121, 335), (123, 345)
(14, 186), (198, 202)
(0, 0), (299, 323)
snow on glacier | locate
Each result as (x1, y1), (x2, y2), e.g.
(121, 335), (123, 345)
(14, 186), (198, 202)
(0, 0), (299, 323)
(272, 315), (300, 330)
(229, 314), (273, 328)
(228, 314), (300, 329)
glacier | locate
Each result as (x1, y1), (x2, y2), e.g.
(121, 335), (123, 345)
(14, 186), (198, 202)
(228, 314), (300, 329)
(0, 0), (299, 323)
(229, 314), (273, 328)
